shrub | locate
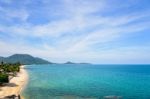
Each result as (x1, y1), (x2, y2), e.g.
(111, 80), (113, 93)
(0, 73), (9, 84)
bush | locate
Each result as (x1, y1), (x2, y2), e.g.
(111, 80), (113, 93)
(0, 73), (9, 84)
(0, 62), (21, 85)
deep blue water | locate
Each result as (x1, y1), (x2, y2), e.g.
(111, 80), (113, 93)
(22, 64), (150, 99)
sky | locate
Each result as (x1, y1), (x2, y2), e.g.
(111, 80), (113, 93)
(0, 0), (150, 64)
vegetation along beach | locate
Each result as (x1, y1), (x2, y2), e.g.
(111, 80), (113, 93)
(0, 0), (150, 99)
(0, 62), (28, 99)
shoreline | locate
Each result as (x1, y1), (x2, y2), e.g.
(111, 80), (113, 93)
(0, 65), (28, 99)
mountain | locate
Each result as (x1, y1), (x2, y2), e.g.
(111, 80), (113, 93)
(64, 61), (91, 65)
(64, 61), (75, 64)
(0, 56), (4, 60)
(0, 54), (51, 65)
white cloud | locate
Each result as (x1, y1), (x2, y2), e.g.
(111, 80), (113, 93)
(0, 35), (150, 64)
(0, 6), (29, 22)
(0, 0), (150, 63)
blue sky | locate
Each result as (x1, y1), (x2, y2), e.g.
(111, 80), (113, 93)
(0, 0), (150, 64)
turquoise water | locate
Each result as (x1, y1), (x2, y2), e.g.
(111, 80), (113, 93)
(22, 64), (150, 99)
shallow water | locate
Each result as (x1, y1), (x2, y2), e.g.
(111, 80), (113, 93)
(22, 64), (150, 99)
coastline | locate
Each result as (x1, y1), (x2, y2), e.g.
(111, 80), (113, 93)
(0, 65), (28, 99)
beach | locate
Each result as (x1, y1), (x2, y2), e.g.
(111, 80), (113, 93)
(0, 66), (28, 99)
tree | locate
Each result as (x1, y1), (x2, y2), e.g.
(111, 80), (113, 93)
(0, 62), (21, 85)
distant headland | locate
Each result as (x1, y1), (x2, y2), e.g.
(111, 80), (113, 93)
(0, 54), (91, 65)
(64, 61), (91, 65)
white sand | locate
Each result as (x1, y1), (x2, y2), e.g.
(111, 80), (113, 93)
(0, 66), (28, 99)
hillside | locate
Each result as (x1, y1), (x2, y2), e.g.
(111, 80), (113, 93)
(0, 54), (51, 65)
(64, 61), (91, 65)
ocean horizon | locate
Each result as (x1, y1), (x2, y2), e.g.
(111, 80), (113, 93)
(22, 64), (150, 99)
(1, 0), (150, 98)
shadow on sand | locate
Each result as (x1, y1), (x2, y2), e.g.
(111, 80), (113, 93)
(3, 83), (18, 87)
(1, 94), (21, 99)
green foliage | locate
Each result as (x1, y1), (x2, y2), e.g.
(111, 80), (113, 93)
(0, 62), (21, 84)
(0, 73), (9, 84)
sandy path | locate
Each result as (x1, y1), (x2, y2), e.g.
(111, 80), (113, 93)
(0, 66), (28, 99)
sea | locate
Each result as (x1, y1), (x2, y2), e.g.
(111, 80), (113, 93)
(22, 64), (150, 99)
